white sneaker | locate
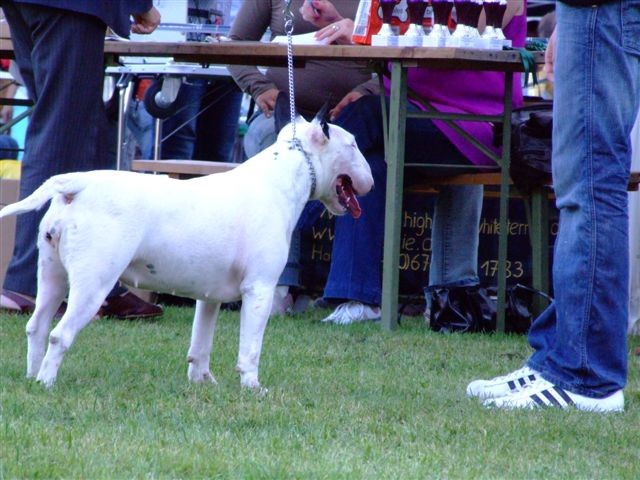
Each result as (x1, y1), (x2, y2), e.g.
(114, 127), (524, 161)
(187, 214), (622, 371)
(466, 366), (540, 399)
(321, 301), (381, 325)
(483, 378), (624, 412)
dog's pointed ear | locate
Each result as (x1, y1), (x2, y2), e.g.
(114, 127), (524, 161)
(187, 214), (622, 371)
(274, 92), (299, 134)
(312, 101), (331, 140)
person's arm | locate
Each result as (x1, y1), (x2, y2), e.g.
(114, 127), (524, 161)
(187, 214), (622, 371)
(0, 80), (17, 125)
(131, 6), (160, 34)
(300, 0), (353, 45)
(227, 1), (280, 109)
(329, 78), (381, 121)
(543, 27), (557, 83)
(300, 0), (343, 26)
(478, 0), (524, 33)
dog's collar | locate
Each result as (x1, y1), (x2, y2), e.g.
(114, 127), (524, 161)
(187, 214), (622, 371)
(286, 139), (317, 198)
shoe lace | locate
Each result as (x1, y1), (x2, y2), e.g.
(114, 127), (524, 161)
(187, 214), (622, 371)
(494, 366), (535, 382)
(339, 301), (365, 321)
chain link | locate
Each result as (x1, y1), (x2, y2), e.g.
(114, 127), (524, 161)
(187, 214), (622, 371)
(283, 0), (297, 140)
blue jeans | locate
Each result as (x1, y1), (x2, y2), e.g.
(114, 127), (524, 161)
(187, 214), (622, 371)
(323, 95), (483, 306)
(0, 134), (19, 159)
(527, 1), (640, 398)
(243, 112), (278, 160)
(148, 77), (242, 161)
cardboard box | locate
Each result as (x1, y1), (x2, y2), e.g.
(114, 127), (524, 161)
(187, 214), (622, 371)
(0, 178), (18, 287)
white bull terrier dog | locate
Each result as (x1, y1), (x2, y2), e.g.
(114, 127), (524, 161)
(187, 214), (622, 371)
(0, 113), (373, 389)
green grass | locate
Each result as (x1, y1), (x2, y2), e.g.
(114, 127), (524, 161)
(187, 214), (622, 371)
(1, 307), (639, 479)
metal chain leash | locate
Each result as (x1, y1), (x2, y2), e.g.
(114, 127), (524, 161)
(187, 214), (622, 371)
(283, 0), (298, 141)
(282, 0), (316, 197)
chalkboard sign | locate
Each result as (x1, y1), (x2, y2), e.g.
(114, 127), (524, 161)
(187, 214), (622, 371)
(299, 193), (557, 300)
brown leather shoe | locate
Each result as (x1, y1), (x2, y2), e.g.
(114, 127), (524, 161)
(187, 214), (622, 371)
(99, 291), (163, 320)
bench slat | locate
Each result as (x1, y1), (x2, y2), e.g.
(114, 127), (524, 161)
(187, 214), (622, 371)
(131, 159), (237, 178)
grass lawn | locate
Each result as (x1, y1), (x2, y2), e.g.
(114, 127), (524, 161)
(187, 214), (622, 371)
(1, 306), (639, 479)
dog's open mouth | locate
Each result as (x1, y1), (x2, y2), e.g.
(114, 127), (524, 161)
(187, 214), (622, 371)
(336, 175), (362, 218)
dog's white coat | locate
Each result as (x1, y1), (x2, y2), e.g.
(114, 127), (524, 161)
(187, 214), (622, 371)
(0, 117), (373, 389)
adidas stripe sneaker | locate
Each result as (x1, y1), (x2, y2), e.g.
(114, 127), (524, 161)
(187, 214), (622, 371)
(483, 378), (624, 412)
(466, 366), (540, 399)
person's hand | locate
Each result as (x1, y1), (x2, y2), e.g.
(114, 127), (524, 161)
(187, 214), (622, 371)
(0, 105), (13, 125)
(131, 6), (161, 34)
(256, 88), (280, 117)
(330, 91), (363, 121)
(543, 27), (556, 83)
(300, 0), (342, 28)
(315, 18), (354, 45)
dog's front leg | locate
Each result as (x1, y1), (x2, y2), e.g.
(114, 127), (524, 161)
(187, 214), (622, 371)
(187, 300), (221, 384)
(236, 285), (273, 392)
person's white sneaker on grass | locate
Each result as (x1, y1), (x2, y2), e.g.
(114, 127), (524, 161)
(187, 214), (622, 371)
(483, 377), (624, 412)
(466, 366), (540, 399)
(322, 301), (381, 324)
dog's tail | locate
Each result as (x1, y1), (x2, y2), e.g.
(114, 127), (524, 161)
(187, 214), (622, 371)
(0, 172), (88, 218)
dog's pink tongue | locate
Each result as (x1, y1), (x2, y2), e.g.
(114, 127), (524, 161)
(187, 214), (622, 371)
(337, 175), (362, 219)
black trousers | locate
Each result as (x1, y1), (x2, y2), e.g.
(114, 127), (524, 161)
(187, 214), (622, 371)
(3, 1), (114, 295)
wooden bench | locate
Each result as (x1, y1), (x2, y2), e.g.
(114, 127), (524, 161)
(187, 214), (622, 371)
(407, 170), (639, 313)
(131, 159), (640, 315)
(131, 159), (237, 178)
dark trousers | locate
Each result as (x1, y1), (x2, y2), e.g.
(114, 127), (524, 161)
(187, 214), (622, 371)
(2, 2), (113, 295)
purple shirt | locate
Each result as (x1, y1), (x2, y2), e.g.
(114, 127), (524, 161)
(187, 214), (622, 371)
(386, 7), (527, 166)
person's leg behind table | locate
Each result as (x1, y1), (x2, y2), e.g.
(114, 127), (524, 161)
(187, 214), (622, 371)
(0, 2), (162, 319)
(478, 1), (640, 412)
(152, 79), (201, 160)
(242, 112), (277, 160)
(193, 78), (243, 163)
(322, 95), (482, 325)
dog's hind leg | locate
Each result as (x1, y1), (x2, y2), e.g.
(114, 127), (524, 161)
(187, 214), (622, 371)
(26, 244), (68, 378)
(187, 300), (221, 384)
(236, 284), (273, 391)
(35, 254), (126, 388)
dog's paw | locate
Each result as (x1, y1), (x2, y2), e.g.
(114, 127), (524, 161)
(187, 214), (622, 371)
(188, 364), (217, 384)
(35, 372), (57, 389)
(241, 380), (268, 397)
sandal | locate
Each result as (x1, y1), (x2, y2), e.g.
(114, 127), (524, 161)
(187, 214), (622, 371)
(0, 288), (67, 317)
(1, 289), (37, 314)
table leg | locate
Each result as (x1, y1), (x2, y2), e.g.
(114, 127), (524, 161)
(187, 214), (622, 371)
(116, 73), (134, 170)
(530, 186), (550, 316)
(496, 73), (514, 332)
(381, 62), (407, 331)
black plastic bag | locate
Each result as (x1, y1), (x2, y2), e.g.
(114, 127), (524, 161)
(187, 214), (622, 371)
(428, 286), (496, 333)
(427, 284), (552, 334)
(509, 102), (553, 193)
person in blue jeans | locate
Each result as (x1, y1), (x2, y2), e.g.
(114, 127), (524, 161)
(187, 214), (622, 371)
(0, 0), (164, 319)
(321, 96), (484, 324)
(467, 0), (640, 412)
(320, 2), (527, 324)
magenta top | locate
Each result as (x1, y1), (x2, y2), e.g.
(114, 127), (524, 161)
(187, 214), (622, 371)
(386, 6), (528, 166)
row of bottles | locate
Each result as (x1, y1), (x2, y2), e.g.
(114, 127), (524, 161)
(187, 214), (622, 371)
(371, 0), (510, 49)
